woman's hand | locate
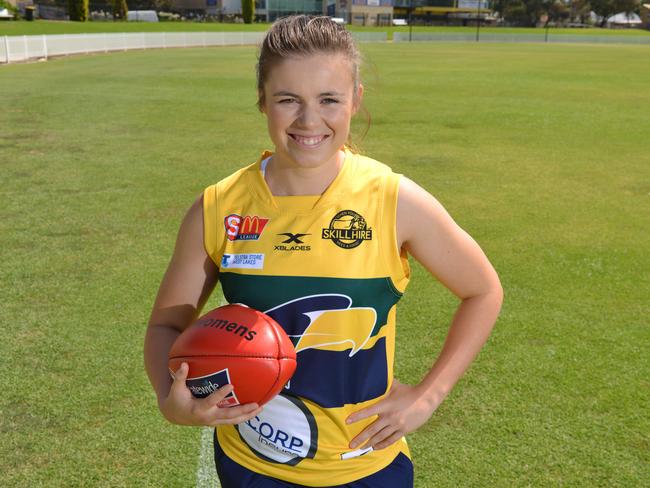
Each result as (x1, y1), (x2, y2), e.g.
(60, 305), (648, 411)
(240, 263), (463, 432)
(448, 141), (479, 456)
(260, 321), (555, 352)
(159, 362), (263, 427)
(346, 380), (440, 451)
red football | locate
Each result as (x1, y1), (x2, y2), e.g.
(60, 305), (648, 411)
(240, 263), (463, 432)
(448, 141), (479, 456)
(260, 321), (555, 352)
(168, 304), (296, 407)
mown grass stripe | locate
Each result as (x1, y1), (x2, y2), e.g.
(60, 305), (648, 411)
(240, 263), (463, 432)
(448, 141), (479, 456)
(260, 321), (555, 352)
(197, 427), (220, 488)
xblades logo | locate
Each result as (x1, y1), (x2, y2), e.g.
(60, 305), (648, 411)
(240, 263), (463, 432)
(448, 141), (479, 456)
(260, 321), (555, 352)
(275, 233), (311, 252)
(278, 233), (309, 244)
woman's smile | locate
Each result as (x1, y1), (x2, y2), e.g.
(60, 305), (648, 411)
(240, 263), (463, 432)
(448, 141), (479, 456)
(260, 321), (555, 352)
(288, 133), (330, 147)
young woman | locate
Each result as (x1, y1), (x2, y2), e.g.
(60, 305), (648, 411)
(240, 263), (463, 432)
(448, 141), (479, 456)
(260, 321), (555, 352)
(145, 15), (502, 488)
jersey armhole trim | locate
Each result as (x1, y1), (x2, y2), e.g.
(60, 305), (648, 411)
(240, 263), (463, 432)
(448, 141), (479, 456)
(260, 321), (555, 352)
(380, 173), (410, 294)
(203, 185), (222, 268)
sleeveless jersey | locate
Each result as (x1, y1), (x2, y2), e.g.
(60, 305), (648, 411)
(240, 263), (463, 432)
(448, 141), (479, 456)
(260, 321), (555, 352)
(202, 149), (411, 486)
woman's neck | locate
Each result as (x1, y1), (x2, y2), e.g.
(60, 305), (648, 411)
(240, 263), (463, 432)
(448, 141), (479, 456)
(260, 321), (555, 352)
(264, 150), (345, 196)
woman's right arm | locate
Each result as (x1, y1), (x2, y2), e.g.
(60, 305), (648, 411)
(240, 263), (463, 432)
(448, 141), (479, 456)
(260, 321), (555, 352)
(144, 196), (262, 426)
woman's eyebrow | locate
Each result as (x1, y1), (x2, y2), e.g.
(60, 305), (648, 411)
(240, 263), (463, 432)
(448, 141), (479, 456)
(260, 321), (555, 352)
(272, 91), (344, 97)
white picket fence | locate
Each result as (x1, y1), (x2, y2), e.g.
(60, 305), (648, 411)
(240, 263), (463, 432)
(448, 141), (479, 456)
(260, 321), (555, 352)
(0, 32), (263, 64)
(393, 32), (650, 44)
(6, 30), (646, 64)
(0, 31), (388, 64)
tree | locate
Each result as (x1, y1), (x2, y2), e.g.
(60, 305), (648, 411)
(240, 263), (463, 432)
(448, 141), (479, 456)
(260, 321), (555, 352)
(68, 0), (89, 20)
(491, 0), (546, 26)
(569, 0), (592, 25)
(590, 0), (617, 24)
(152, 0), (173, 11)
(544, 0), (570, 26)
(503, 0), (533, 25)
(491, 0), (586, 26)
(590, 0), (641, 26)
(241, 0), (254, 23)
(113, 0), (127, 20)
(614, 0), (641, 14)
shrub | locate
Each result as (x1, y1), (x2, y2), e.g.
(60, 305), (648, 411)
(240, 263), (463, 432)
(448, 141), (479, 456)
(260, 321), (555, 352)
(112, 0), (127, 20)
(68, 0), (89, 21)
(241, 0), (254, 24)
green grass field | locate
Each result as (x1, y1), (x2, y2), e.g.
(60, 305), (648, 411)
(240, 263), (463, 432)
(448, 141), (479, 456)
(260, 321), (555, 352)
(2, 19), (650, 38)
(1, 42), (649, 487)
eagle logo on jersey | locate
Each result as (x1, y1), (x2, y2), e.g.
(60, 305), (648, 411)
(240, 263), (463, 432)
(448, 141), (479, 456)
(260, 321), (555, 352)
(264, 294), (377, 357)
(321, 210), (373, 249)
(291, 306), (376, 356)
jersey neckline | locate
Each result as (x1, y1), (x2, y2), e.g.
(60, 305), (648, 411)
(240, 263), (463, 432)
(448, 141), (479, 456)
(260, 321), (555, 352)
(250, 149), (355, 213)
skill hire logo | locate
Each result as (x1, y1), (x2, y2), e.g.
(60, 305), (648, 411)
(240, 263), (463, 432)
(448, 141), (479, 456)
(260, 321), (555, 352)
(225, 214), (269, 241)
(322, 210), (372, 249)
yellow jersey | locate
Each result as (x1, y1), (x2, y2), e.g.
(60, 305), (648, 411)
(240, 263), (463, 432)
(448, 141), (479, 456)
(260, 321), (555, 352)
(203, 149), (411, 486)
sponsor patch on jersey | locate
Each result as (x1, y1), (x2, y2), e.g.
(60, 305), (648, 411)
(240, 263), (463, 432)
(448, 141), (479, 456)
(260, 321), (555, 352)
(236, 393), (318, 465)
(224, 214), (269, 241)
(275, 233), (311, 252)
(182, 368), (240, 406)
(322, 210), (372, 249)
(221, 253), (264, 269)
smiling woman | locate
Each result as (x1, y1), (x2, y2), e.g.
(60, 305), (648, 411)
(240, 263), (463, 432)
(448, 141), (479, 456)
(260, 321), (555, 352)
(144, 14), (503, 488)
(261, 53), (363, 195)
(256, 18), (364, 196)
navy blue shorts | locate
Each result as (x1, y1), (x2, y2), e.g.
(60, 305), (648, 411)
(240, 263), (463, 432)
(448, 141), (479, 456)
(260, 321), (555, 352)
(213, 432), (414, 488)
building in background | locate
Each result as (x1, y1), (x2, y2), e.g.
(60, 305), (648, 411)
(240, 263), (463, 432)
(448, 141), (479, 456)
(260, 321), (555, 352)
(170, 0), (326, 20)
(171, 0), (393, 24)
(258, 0), (325, 22)
(341, 0), (393, 26)
(393, 0), (493, 26)
(171, 0), (221, 16)
(606, 11), (642, 28)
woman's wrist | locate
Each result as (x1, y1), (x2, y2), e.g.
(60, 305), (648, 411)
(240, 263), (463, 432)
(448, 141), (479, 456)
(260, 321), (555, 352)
(414, 379), (448, 412)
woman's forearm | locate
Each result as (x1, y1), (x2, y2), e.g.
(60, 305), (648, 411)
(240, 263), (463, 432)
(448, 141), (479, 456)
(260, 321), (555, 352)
(144, 324), (182, 405)
(417, 287), (503, 407)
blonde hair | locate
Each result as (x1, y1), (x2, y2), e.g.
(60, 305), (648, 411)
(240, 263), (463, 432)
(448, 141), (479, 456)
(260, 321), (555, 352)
(256, 15), (368, 150)
(256, 15), (361, 111)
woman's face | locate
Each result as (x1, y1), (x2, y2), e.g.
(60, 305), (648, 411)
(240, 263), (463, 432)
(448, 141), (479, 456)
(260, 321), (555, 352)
(261, 53), (362, 171)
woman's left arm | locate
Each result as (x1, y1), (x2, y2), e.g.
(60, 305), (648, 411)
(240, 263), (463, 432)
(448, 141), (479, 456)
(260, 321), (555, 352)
(347, 177), (503, 450)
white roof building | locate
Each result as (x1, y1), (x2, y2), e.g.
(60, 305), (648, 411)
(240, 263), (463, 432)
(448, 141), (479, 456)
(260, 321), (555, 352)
(606, 12), (642, 27)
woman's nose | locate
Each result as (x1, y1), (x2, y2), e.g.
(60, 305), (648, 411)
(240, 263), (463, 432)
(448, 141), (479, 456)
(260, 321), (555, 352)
(296, 103), (320, 129)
